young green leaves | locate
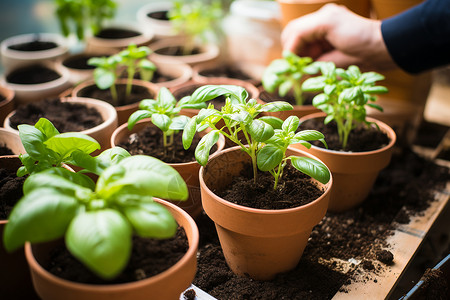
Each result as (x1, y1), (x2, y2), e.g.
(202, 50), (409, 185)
(257, 116), (330, 189)
(128, 87), (206, 150)
(302, 63), (388, 150)
(262, 51), (319, 106)
(4, 155), (188, 280)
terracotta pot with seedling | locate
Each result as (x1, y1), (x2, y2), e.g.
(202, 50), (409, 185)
(149, 0), (222, 66)
(260, 50), (321, 120)
(111, 87), (225, 218)
(295, 62), (396, 212)
(72, 44), (159, 125)
(182, 85), (332, 280)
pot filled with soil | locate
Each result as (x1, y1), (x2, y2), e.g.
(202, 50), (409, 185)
(1, 62), (71, 105)
(85, 24), (154, 55)
(0, 128), (25, 156)
(111, 119), (225, 218)
(59, 52), (103, 85)
(136, 1), (176, 40)
(0, 33), (68, 72)
(192, 61), (262, 87)
(72, 78), (159, 125)
(199, 146), (332, 280)
(0, 84), (15, 125)
(297, 112), (396, 212)
(4, 97), (118, 152)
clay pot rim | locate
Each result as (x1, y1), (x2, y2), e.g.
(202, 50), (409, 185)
(0, 33), (69, 60)
(0, 128), (24, 155)
(0, 84), (15, 104)
(3, 97), (117, 136)
(200, 145), (333, 215)
(72, 78), (160, 110)
(136, 2), (173, 26)
(88, 23), (154, 47)
(110, 119), (226, 167)
(153, 61), (193, 88)
(299, 112), (397, 156)
(23, 198), (199, 290)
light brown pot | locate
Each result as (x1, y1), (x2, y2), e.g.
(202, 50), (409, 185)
(296, 112), (396, 212)
(4, 97), (118, 154)
(24, 198), (199, 300)
(192, 61), (262, 87)
(199, 146), (332, 280)
(370, 0), (424, 19)
(149, 37), (220, 67)
(0, 156), (38, 299)
(136, 2), (176, 40)
(0, 128), (25, 155)
(153, 61), (193, 89)
(58, 52), (101, 86)
(0, 84), (15, 126)
(111, 120), (225, 218)
(71, 78), (159, 125)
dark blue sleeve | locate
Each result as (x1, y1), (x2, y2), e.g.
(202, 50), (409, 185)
(381, 0), (450, 74)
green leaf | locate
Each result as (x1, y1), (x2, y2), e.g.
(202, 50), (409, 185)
(195, 130), (220, 166)
(34, 118), (60, 139)
(282, 116), (299, 133)
(257, 145), (284, 172)
(93, 68), (116, 90)
(18, 124), (47, 160)
(123, 202), (177, 239)
(127, 110), (152, 130)
(294, 130), (325, 142)
(367, 103), (383, 112)
(3, 188), (80, 252)
(261, 101), (293, 112)
(262, 72), (280, 93)
(302, 76), (326, 92)
(66, 210), (132, 279)
(290, 156), (330, 184)
(363, 86), (388, 94)
(157, 87), (177, 110)
(182, 116), (198, 149)
(37, 167), (95, 190)
(361, 71), (384, 84)
(45, 133), (100, 160)
(246, 119), (274, 142)
(151, 113), (171, 132)
(278, 80), (293, 97)
(190, 85), (247, 104)
(169, 115), (190, 130)
(138, 99), (157, 111)
(258, 116), (284, 130)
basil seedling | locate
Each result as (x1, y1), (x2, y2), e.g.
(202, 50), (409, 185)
(302, 63), (388, 149)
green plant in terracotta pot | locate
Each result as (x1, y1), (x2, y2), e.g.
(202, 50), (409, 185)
(182, 84), (333, 280)
(295, 62), (397, 212)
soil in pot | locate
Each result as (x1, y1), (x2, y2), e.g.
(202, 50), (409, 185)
(6, 65), (60, 84)
(94, 28), (140, 39)
(125, 71), (175, 85)
(0, 167), (25, 220)
(198, 65), (253, 82)
(8, 98), (103, 132)
(147, 10), (169, 21)
(299, 118), (391, 152)
(259, 90), (315, 106)
(154, 46), (201, 56)
(118, 126), (217, 164)
(0, 145), (14, 156)
(218, 164), (324, 210)
(45, 227), (188, 284)
(8, 40), (57, 51)
(62, 55), (96, 70)
(77, 84), (153, 107)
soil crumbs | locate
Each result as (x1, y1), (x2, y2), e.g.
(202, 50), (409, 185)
(0, 167), (25, 219)
(193, 146), (449, 299)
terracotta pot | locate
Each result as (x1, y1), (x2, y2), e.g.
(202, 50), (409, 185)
(85, 23), (154, 55)
(0, 33), (69, 72)
(0, 62), (71, 105)
(110, 120), (225, 218)
(58, 52), (101, 86)
(192, 61), (262, 87)
(370, 0), (424, 19)
(136, 1), (176, 40)
(24, 198), (199, 300)
(0, 84), (15, 126)
(152, 61), (193, 89)
(149, 37), (220, 66)
(199, 146), (332, 280)
(0, 156), (38, 299)
(277, 0), (343, 27)
(71, 78), (159, 125)
(296, 112), (396, 212)
(0, 128), (25, 155)
(4, 97), (118, 154)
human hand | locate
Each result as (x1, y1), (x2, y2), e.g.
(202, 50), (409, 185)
(281, 4), (397, 71)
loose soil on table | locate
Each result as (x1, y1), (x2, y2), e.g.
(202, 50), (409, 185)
(299, 118), (391, 152)
(8, 40), (57, 51)
(94, 28), (140, 39)
(118, 125), (217, 164)
(0, 167), (25, 220)
(8, 98), (104, 132)
(77, 83), (154, 107)
(45, 227), (188, 284)
(193, 142), (449, 299)
(6, 65), (60, 85)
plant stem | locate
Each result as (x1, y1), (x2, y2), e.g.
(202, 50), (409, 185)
(126, 66), (134, 98)
(110, 84), (118, 106)
(293, 80), (303, 106)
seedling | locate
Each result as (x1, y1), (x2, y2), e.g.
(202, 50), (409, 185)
(88, 44), (156, 106)
(55, 0), (117, 40)
(262, 51), (319, 106)
(127, 87), (206, 152)
(3, 154), (188, 280)
(168, 0), (224, 55)
(182, 85), (330, 188)
(302, 63), (388, 150)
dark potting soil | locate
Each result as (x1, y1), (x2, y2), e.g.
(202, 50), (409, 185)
(155, 46), (201, 56)
(199, 65), (253, 82)
(147, 10), (169, 21)
(8, 40), (57, 51)
(77, 83), (154, 107)
(0, 145), (14, 156)
(118, 125), (217, 164)
(217, 164), (324, 210)
(6, 65), (60, 85)
(0, 167), (25, 220)
(126, 70), (175, 84)
(94, 28), (140, 39)
(193, 145), (450, 299)
(299, 118), (391, 152)
(45, 227), (188, 284)
(62, 54), (96, 70)
(259, 90), (315, 106)
(0, 93), (5, 102)
(412, 268), (449, 299)
(8, 98), (104, 132)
